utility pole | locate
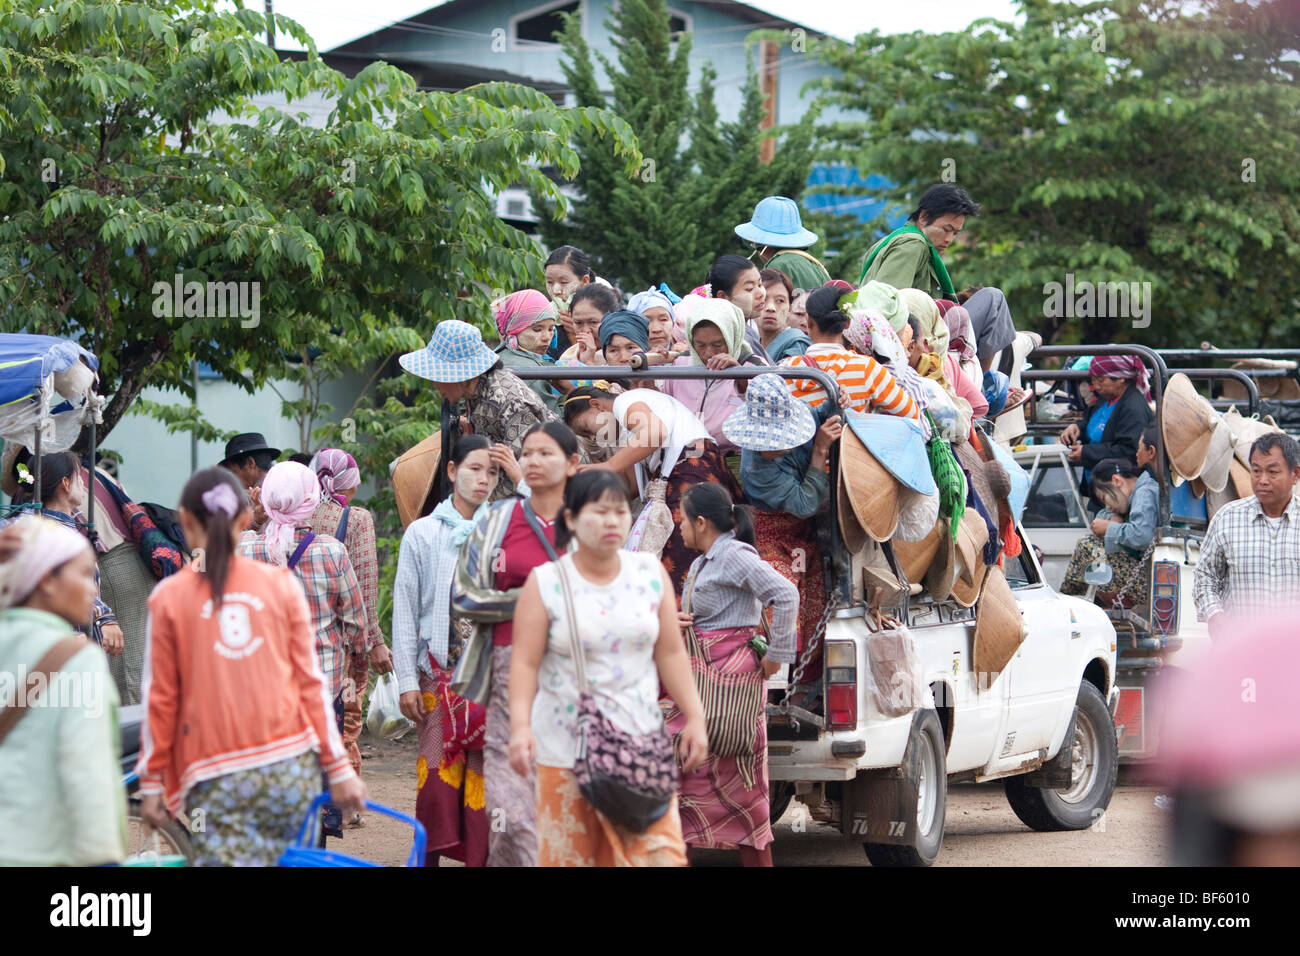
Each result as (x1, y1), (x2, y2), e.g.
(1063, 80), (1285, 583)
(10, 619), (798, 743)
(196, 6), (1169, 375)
(759, 38), (779, 164)
(265, 0), (275, 50)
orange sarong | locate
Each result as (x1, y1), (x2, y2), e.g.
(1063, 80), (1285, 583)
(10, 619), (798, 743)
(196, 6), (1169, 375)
(535, 764), (688, 868)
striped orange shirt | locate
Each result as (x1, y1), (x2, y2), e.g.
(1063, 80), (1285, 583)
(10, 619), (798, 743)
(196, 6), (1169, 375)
(781, 345), (919, 419)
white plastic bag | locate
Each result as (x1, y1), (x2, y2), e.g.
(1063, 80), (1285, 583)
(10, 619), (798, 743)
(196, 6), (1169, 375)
(365, 672), (414, 741)
(866, 624), (931, 718)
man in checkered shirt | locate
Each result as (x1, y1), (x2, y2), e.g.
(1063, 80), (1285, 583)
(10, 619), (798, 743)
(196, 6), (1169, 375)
(1195, 433), (1300, 639)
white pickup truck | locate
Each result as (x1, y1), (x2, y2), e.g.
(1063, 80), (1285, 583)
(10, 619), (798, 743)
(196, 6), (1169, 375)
(767, 516), (1119, 867)
(1013, 442), (1212, 761)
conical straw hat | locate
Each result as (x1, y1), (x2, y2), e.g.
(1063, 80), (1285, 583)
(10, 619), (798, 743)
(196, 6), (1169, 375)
(924, 524), (958, 603)
(841, 423), (901, 543)
(1161, 373), (1219, 484)
(950, 509), (990, 608)
(844, 411), (936, 495)
(838, 466), (870, 554)
(1220, 404), (1282, 467)
(892, 519), (943, 583)
(392, 430), (442, 530)
(1229, 458), (1252, 499)
(974, 566), (1027, 679)
(1199, 418), (1234, 494)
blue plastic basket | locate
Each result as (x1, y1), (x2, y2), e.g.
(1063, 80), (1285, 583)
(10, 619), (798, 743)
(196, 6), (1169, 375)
(279, 793), (426, 867)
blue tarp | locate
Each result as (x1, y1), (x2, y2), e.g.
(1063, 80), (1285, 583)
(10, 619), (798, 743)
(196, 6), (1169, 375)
(804, 165), (905, 227)
(0, 334), (98, 409)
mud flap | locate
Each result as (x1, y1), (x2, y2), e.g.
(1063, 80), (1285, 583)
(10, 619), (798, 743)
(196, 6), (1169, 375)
(1022, 710), (1076, 789)
(843, 767), (916, 845)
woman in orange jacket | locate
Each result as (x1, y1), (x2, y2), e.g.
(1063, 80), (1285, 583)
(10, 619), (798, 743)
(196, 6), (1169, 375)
(137, 467), (364, 866)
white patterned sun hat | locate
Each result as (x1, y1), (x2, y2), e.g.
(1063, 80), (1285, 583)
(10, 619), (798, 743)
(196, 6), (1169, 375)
(722, 373), (818, 452)
(399, 320), (498, 383)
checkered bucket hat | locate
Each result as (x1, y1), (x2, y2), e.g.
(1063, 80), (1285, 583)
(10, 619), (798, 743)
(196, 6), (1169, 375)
(399, 319), (498, 383)
(722, 373), (817, 452)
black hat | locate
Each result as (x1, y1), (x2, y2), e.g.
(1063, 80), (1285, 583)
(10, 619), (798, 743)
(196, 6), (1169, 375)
(221, 433), (281, 466)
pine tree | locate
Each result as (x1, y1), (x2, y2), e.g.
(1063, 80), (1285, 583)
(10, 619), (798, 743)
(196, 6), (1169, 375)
(533, 0), (815, 294)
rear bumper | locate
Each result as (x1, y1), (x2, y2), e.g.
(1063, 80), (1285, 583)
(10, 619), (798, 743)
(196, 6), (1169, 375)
(766, 716), (913, 781)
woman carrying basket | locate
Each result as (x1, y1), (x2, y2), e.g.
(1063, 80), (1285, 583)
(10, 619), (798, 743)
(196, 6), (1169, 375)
(669, 483), (799, 866)
(138, 468), (363, 866)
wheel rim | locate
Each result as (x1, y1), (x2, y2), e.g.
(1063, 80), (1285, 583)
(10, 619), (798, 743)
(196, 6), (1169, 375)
(1057, 707), (1099, 804)
(125, 816), (185, 860)
(917, 730), (940, 834)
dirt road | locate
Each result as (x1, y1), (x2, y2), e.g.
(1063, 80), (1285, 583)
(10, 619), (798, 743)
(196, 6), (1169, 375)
(337, 731), (1171, 867)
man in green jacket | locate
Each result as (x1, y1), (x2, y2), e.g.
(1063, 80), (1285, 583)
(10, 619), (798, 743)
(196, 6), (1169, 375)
(859, 184), (980, 299)
(735, 196), (831, 292)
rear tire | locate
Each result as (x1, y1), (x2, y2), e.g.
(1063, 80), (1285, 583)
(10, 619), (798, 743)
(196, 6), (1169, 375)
(1005, 681), (1118, 831)
(769, 782), (794, 825)
(863, 709), (947, 867)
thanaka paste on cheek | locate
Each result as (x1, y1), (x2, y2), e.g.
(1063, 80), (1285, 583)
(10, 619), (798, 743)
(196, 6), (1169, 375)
(453, 464), (488, 504)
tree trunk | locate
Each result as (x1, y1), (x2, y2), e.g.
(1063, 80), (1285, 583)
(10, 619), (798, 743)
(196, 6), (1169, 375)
(87, 344), (166, 448)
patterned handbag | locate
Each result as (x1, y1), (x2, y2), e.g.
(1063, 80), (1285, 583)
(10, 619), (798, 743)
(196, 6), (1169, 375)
(675, 570), (765, 776)
(555, 559), (678, 833)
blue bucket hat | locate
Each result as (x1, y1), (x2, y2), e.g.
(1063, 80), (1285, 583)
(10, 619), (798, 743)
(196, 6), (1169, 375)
(399, 319), (498, 383)
(735, 196), (818, 249)
(722, 373), (817, 452)
(845, 410), (936, 495)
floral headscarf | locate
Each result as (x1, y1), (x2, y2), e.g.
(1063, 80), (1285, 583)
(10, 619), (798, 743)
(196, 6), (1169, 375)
(845, 312), (932, 438)
(310, 448), (360, 508)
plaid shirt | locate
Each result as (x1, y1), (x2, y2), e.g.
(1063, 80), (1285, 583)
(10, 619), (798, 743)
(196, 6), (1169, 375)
(1194, 494), (1300, 624)
(237, 528), (365, 699)
(309, 499), (383, 652)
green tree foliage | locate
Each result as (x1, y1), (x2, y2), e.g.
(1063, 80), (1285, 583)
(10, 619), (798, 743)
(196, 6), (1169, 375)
(533, 0), (816, 293)
(813, 0), (1300, 346)
(0, 0), (639, 443)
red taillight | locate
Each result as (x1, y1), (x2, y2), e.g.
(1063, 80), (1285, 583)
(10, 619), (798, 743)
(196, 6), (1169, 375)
(827, 683), (857, 730)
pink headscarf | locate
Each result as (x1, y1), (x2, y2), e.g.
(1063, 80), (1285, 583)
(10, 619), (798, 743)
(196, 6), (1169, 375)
(936, 300), (978, 364)
(0, 515), (91, 609)
(310, 449), (359, 507)
(492, 290), (556, 351)
(260, 462), (321, 566)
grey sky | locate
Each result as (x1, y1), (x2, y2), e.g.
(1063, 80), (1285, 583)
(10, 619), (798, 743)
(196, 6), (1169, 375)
(270, 0), (1024, 52)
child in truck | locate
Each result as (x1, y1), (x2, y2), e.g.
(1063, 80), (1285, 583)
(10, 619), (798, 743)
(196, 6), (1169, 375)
(1060, 457), (1158, 605)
